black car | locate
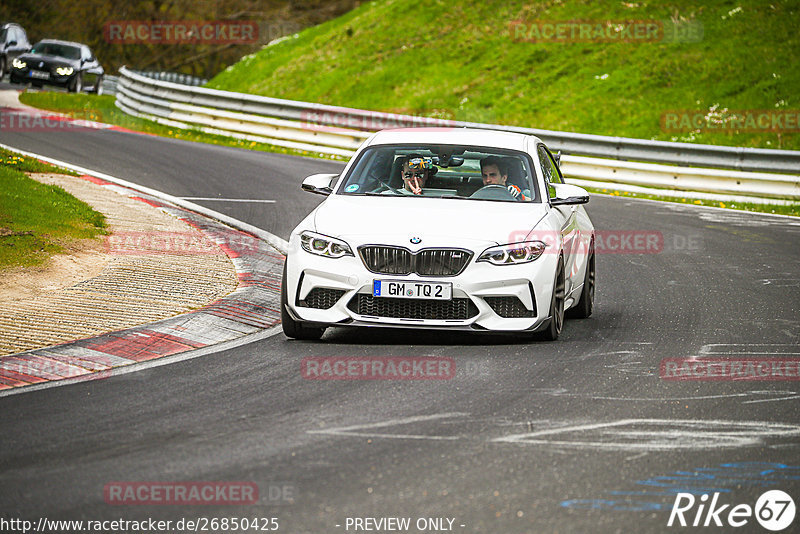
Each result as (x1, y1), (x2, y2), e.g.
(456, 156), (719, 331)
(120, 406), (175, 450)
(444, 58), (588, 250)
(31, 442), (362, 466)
(0, 22), (31, 79)
(9, 39), (104, 93)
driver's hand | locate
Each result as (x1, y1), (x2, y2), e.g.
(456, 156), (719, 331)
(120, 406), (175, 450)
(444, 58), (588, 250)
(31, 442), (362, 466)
(507, 184), (522, 198)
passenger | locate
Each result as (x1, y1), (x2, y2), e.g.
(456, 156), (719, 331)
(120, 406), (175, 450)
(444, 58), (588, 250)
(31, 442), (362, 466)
(400, 155), (434, 195)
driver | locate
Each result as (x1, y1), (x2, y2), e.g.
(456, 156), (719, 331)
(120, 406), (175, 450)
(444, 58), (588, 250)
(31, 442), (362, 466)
(480, 156), (508, 187)
(400, 155), (434, 195)
(480, 156), (530, 201)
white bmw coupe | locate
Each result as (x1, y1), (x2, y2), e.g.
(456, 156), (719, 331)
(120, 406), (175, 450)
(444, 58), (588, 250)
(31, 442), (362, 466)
(282, 128), (595, 340)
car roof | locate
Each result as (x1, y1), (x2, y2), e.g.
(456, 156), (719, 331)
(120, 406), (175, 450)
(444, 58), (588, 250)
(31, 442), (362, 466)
(34, 39), (86, 48)
(364, 127), (541, 151)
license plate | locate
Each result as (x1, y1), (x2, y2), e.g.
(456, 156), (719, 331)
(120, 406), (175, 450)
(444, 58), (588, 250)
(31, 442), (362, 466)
(373, 280), (452, 300)
(29, 70), (49, 80)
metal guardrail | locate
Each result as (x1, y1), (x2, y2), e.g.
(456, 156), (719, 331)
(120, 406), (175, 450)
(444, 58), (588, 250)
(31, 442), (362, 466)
(115, 66), (800, 200)
(560, 155), (799, 200)
(101, 75), (119, 96)
(103, 71), (205, 97)
(134, 70), (208, 87)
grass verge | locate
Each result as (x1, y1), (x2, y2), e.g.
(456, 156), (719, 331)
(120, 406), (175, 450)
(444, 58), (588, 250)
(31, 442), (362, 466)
(0, 149), (107, 269)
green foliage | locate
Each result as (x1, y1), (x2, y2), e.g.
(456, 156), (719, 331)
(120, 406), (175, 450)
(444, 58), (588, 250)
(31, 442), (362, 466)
(207, 0), (800, 150)
(0, 0), (359, 78)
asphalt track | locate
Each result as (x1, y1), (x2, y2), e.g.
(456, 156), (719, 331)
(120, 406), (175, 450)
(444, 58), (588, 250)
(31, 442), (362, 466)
(1, 96), (799, 533)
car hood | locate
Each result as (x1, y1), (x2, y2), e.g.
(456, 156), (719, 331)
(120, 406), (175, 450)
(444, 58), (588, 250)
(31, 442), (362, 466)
(312, 195), (548, 249)
(17, 53), (78, 68)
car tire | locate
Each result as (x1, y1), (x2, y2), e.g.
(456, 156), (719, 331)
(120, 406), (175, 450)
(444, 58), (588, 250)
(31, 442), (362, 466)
(68, 73), (82, 93)
(0, 57), (6, 80)
(566, 241), (595, 319)
(539, 256), (565, 341)
(281, 263), (326, 341)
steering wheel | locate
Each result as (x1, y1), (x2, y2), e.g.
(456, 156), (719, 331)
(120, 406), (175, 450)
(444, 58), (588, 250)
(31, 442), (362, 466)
(469, 184), (518, 201)
(368, 179), (405, 195)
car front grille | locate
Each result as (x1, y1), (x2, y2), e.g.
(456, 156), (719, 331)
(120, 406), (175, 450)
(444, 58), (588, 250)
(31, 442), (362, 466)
(484, 296), (536, 318)
(359, 246), (472, 277)
(298, 288), (346, 309)
(347, 294), (478, 320)
(359, 246), (413, 275)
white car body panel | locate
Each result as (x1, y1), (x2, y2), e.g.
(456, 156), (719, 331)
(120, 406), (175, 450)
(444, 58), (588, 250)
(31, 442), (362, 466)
(283, 128), (595, 336)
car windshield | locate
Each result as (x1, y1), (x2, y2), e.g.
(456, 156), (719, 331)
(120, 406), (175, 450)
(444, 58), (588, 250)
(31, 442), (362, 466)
(337, 144), (540, 202)
(31, 42), (81, 60)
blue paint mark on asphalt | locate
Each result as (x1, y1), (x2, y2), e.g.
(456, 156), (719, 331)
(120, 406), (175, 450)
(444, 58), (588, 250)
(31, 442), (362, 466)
(560, 462), (800, 512)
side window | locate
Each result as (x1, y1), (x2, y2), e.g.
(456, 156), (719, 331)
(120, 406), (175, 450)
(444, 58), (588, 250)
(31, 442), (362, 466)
(538, 146), (557, 199)
(545, 149), (564, 184)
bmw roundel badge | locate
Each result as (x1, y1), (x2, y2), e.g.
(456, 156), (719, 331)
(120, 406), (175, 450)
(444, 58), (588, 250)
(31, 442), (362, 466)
(410, 236), (422, 244)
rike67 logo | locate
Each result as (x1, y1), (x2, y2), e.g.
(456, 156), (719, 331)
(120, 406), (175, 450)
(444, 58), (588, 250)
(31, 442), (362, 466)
(668, 490), (795, 531)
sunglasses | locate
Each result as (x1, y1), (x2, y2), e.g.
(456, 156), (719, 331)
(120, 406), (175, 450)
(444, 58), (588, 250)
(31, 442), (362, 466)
(403, 171), (426, 180)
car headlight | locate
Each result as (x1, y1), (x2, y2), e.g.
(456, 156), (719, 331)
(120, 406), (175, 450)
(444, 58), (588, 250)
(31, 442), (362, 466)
(300, 231), (354, 258)
(12, 58), (26, 69)
(56, 67), (74, 76)
(477, 241), (546, 265)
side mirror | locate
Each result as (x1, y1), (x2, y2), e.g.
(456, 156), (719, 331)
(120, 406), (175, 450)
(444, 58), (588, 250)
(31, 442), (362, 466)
(550, 183), (589, 206)
(301, 173), (338, 196)
(554, 151), (562, 164)
(8, 40), (17, 47)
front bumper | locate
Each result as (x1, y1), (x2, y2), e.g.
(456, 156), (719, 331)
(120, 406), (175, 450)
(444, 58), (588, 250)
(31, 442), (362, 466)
(285, 237), (558, 332)
(10, 69), (74, 88)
